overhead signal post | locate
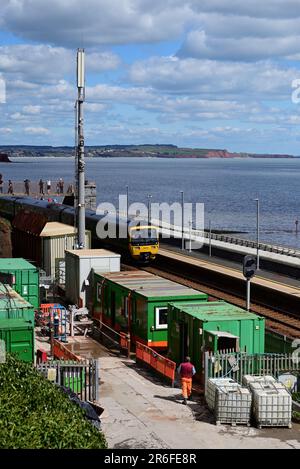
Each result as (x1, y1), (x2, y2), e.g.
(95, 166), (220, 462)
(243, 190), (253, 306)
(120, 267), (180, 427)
(243, 255), (257, 311)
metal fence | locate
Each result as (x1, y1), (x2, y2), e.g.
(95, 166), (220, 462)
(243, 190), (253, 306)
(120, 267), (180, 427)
(202, 231), (300, 258)
(92, 319), (130, 357)
(204, 351), (300, 389)
(36, 359), (99, 402)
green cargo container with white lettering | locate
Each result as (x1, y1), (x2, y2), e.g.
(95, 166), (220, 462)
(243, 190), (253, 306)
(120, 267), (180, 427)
(168, 301), (265, 378)
(0, 258), (39, 309)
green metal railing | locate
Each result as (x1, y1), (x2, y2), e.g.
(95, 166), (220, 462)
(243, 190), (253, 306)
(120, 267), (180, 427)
(204, 351), (300, 389)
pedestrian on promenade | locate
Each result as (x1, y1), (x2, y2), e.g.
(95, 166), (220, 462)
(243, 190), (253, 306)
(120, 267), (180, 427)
(47, 180), (51, 194)
(177, 356), (196, 405)
(39, 179), (44, 195)
(59, 178), (64, 194)
(0, 174), (3, 194)
(24, 179), (30, 195)
(8, 180), (13, 194)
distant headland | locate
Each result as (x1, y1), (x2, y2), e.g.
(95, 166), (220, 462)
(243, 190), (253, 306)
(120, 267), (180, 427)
(0, 144), (296, 159)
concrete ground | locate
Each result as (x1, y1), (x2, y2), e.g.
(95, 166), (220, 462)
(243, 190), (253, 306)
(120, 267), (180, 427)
(99, 354), (300, 449)
(34, 333), (300, 449)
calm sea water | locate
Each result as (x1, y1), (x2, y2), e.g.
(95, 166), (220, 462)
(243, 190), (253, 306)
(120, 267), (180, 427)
(1, 156), (300, 248)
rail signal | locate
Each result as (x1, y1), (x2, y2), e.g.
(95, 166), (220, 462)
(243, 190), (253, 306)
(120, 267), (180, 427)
(243, 255), (257, 311)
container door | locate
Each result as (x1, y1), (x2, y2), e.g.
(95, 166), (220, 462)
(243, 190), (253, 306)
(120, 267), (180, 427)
(9, 328), (34, 362)
(110, 291), (116, 327)
(179, 322), (188, 362)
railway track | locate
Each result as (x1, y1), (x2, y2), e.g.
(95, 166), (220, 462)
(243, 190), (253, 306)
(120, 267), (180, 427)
(123, 261), (300, 340)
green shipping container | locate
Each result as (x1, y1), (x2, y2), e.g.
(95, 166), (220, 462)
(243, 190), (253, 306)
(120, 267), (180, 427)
(265, 330), (293, 354)
(0, 283), (35, 323)
(0, 319), (34, 362)
(168, 301), (265, 375)
(93, 270), (208, 349)
(0, 258), (39, 309)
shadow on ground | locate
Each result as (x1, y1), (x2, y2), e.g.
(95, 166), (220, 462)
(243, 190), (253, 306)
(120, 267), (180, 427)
(121, 360), (179, 388)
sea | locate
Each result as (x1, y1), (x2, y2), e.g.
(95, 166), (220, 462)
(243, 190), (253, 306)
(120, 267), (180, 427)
(1, 156), (300, 249)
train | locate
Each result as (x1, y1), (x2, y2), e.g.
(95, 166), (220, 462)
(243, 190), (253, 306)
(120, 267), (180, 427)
(0, 196), (159, 263)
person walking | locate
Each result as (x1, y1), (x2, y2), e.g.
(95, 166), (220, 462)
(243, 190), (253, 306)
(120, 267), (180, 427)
(24, 179), (30, 195)
(7, 180), (13, 195)
(39, 179), (44, 195)
(177, 356), (196, 405)
(47, 179), (51, 194)
(59, 178), (64, 194)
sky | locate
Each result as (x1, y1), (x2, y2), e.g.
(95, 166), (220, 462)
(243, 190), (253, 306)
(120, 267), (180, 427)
(1, 1), (300, 152)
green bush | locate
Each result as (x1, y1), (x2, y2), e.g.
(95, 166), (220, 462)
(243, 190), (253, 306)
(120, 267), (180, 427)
(292, 392), (300, 403)
(0, 356), (107, 449)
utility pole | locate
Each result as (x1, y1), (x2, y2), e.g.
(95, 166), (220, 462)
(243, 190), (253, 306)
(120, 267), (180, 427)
(76, 48), (86, 249)
(209, 219), (212, 257)
(254, 198), (260, 270)
(189, 220), (192, 253)
(126, 185), (129, 218)
(147, 194), (152, 225)
(181, 191), (184, 250)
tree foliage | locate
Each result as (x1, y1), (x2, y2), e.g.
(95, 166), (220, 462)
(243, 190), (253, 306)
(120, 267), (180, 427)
(0, 356), (107, 449)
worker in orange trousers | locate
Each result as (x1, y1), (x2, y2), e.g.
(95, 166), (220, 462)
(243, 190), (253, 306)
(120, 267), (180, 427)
(177, 356), (196, 404)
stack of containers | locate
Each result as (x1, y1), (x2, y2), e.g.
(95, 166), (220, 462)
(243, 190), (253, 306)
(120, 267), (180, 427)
(243, 375), (292, 429)
(206, 378), (252, 426)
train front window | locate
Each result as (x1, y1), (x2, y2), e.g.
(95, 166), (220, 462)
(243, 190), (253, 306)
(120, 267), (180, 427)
(130, 228), (158, 246)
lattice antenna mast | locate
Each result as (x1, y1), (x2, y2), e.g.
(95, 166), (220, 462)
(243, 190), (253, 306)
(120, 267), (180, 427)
(76, 48), (86, 248)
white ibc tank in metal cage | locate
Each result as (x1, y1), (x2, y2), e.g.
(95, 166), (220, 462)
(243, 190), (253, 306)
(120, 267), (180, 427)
(250, 381), (292, 428)
(243, 375), (276, 387)
(206, 378), (252, 426)
(206, 378), (236, 411)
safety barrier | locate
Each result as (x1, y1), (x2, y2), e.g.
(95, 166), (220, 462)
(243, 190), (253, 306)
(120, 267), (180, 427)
(52, 339), (81, 362)
(136, 341), (176, 386)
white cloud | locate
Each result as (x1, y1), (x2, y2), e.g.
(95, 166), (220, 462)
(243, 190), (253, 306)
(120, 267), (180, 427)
(0, 44), (120, 86)
(10, 112), (26, 120)
(128, 56), (297, 98)
(0, 127), (12, 133)
(0, 0), (197, 47)
(24, 126), (50, 135)
(22, 105), (41, 114)
(178, 29), (300, 61)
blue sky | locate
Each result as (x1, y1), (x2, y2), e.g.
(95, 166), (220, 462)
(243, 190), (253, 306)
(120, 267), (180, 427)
(1, 0), (300, 153)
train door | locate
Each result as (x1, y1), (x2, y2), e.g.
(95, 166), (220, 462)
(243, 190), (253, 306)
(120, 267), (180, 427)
(110, 291), (116, 327)
(179, 322), (188, 362)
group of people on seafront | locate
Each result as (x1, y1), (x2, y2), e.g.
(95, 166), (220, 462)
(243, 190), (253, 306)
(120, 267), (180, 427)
(0, 175), (73, 196)
(38, 178), (64, 195)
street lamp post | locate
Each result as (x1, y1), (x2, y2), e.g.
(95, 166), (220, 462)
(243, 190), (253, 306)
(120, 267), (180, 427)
(254, 198), (260, 270)
(148, 194), (152, 225)
(181, 191), (184, 250)
(189, 220), (192, 253)
(209, 219), (212, 257)
(126, 185), (129, 217)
